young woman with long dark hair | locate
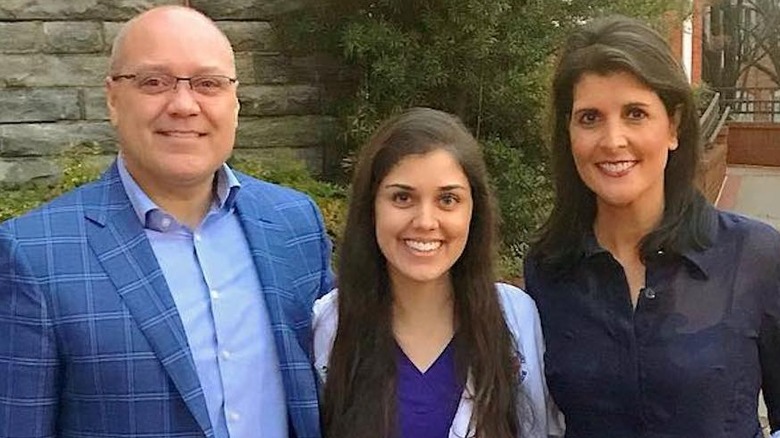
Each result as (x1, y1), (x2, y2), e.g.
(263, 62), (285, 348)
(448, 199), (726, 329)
(314, 107), (563, 438)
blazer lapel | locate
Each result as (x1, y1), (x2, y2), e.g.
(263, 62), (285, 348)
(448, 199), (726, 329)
(83, 164), (213, 436)
(235, 189), (315, 436)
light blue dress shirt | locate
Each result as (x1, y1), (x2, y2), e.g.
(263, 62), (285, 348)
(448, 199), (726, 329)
(117, 157), (288, 438)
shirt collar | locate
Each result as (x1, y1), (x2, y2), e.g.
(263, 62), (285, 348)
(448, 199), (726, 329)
(581, 206), (719, 280)
(117, 155), (241, 228)
(677, 204), (720, 280)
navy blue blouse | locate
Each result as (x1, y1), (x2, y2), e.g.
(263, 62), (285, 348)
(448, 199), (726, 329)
(525, 209), (780, 438)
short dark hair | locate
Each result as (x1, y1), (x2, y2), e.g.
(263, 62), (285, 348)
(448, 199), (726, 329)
(530, 15), (712, 271)
(323, 107), (525, 438)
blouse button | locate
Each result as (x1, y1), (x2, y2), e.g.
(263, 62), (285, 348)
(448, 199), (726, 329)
(642, 287), (657, 299)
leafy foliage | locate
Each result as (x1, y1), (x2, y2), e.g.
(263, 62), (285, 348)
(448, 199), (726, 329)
(228, 156), (348, 242)
(281, 0), (682, 270)
(0, 144), (106, 222)
(1, 150), (348, 247)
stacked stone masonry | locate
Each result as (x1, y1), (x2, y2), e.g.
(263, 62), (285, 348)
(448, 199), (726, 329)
(0, 0), (341, 186)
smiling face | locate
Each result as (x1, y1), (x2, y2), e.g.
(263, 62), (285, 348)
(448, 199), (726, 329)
(105, 7), (239, 197)
(569, 71), (679, 214)
(374, 148), (473, 290)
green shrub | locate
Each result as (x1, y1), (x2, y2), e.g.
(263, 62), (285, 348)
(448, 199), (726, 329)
(228, 156), (348, 243)
(1, 149), (348, 248)
(280, 0), (685, 278)
(484, 137), (553, 257)
(0, 144), (105, 222)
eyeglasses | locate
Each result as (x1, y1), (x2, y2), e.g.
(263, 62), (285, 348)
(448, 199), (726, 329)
(110, 72), (238, 96)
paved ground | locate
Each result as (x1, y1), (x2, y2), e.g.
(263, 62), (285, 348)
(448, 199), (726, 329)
(716, 165), (780, 437)
(718, 166), (780, 229)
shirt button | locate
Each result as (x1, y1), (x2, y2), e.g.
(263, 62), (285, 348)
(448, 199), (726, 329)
(643, 287), (657, 299)
(194, 233), (202, 242)
(221, 350), (231, 360)
(160, 217), (172, 229)
(227, 410), (240, 422)
(210, 289), (220, 300)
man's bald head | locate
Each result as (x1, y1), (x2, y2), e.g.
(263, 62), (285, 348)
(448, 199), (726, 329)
(108, 6), (235, 75)
(104, 5), (240, 206)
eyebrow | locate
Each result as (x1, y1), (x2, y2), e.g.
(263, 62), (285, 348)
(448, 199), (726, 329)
(124, 63), (233, 75)
(382, 183), (468, 191)
(573, 101), (650, 111)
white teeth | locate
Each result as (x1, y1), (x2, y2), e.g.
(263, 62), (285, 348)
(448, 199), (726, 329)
(404, 240), (442, 252)
(598, 161), (635, 173)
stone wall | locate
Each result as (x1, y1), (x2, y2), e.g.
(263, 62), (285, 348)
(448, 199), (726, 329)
(0, 0), (342, 186)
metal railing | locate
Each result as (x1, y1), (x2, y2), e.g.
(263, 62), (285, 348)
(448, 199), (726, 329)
(716, 87), (780, 122)
(700, 91), (730, 147)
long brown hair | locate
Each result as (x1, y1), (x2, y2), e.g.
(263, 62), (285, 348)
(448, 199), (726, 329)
(323, 107), (524, 437)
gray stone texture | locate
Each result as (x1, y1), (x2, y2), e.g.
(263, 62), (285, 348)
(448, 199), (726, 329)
(239, 85), (320, 116)
(0, 0), (179, 20)
(83, 87), (109, 120)
(102, 21), (124, 53)
(191, 0), (306, 20)
(0, 1), (342, 178)
(236, 116), (336, 149)
(0, 88), (81, 123)
(43, 22), (105, 53)
(218, 21), (279, 53)
(0, 122), (116, 157)
(236, 54), (348, 85)
(1, 54), (108, 87)
(0, 22), (43, 54)
(0, 157), (60, 186)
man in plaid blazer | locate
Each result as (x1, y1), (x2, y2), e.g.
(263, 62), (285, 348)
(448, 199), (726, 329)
(0, 6), (332, 438)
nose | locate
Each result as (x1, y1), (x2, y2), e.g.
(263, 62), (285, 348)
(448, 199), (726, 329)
(600, 118), (628, 149)
(412, 203), (439, 230)
(166, 82), (201, 117)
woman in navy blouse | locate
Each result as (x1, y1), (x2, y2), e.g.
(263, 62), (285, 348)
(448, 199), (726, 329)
(313, 108), (563, 437)
(524, 15), (780, 438)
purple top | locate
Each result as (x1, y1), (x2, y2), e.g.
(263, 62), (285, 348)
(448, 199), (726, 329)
(396, 340), (465, 438)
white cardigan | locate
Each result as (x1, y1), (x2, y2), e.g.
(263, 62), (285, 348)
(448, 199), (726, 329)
(312, 282), (565, 437)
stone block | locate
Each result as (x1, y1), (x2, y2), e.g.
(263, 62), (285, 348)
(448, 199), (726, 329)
(236, 51), (351, 87)
(235, 115), (336, 149)
(0, 0), (179, 21)
(237, 54), (316, 85)
(191, 0), (306, 20)
(218, 21), (279, 53)
(0, 157), (60, 186)
(235, 54), (258, 84)
(43, 21), (105, 53)
(103, 22), (124, 54)
(0, 22), (43, 54)
(83, 87), (109, 120)
(0, 88), (81, 123)
(0, 121), (116, 157)
(238, 85), (320, 116)
(235, 53), (353, 86)
(0, 54), (109, 88)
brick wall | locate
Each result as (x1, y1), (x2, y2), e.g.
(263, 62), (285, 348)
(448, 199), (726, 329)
(727, 122), (780, 166)
(0, 0), (342, 186)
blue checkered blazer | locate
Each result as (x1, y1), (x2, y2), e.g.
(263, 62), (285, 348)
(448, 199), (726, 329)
(0, 162), (333, 438)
